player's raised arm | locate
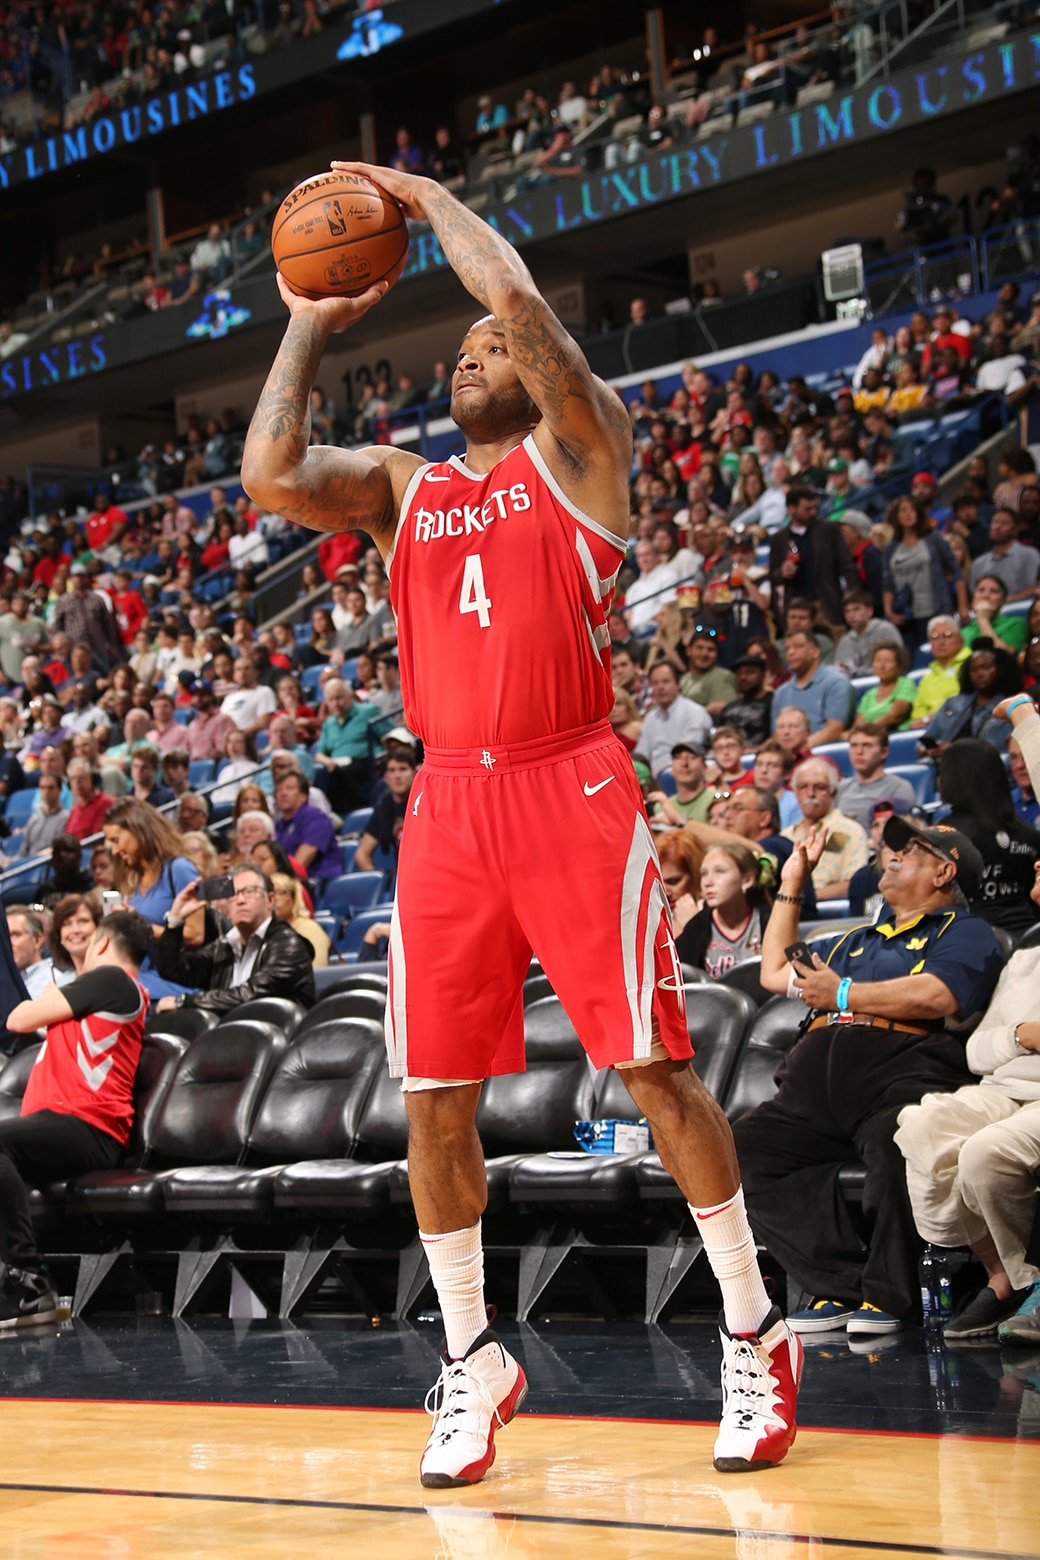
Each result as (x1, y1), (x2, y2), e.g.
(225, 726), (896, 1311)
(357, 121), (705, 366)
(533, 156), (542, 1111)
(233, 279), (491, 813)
(241, 276), (421, 548)
(330, 162), (632, 472)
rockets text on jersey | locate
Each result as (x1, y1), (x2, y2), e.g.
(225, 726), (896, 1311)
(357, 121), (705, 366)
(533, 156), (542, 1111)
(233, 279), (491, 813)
(387, 434), (625, 749)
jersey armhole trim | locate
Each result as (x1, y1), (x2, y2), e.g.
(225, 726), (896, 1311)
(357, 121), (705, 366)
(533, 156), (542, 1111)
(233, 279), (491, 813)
(522, 435), (626, 553)
(385, 464), (430, 577)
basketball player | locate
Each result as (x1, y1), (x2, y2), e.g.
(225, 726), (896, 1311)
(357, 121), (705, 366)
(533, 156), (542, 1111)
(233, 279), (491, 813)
(242, 162), (801, 1485)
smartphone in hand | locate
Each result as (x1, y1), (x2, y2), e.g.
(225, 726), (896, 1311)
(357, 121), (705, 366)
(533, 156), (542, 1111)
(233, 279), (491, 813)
(197, 874), (235, 901)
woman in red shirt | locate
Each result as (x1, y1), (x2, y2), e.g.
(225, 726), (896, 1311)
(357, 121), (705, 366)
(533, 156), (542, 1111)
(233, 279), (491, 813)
(200, 518), (234, 573)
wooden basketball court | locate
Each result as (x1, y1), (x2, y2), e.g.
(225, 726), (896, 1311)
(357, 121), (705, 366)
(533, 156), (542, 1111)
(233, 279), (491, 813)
(1, 1317), (1037, 1558)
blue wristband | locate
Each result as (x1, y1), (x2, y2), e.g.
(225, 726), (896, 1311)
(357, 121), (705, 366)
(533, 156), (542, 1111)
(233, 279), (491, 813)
(1004, 696), (1034, 718)
(836, 978), (852, 1013)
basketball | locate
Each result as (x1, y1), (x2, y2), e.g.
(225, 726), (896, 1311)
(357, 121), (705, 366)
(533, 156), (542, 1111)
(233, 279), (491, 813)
(270, 170), (409, 301)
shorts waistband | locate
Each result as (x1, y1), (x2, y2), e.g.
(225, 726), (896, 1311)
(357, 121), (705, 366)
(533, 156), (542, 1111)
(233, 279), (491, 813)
(421, 720), (616, 775)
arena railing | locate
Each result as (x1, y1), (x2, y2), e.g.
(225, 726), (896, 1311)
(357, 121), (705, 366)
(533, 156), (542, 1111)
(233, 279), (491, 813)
(863, 219), (1040, 317)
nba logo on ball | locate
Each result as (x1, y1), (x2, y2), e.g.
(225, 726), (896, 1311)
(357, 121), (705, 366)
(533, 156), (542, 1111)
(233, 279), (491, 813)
(325, 200), (348, 238)
(272, 170), (409, 299)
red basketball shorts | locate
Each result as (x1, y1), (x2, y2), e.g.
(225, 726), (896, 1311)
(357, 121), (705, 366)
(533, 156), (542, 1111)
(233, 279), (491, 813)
(384, 720), (692, 1079)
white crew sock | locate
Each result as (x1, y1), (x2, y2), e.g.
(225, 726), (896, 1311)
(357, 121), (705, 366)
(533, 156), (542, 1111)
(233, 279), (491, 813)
(419, 1221), (487, 1360)
(689, 1185), (772, 1336)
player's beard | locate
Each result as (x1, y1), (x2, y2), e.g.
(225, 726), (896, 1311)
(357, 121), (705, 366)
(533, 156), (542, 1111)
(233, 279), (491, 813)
(451, 377), (539, 444)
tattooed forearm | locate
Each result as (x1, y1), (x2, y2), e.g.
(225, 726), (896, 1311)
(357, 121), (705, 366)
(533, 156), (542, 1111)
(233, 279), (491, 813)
(242, 314), (398, 539)
(422, 184), (531, 314)
(246, 313), (326, 465)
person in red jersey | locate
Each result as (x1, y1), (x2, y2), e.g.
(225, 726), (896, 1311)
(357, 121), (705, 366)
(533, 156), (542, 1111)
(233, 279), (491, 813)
(2, 910), (152, 1328)
(242, 164), (801, 1485)
(109, 568), (149, 645)
(83, 493), (128, 554)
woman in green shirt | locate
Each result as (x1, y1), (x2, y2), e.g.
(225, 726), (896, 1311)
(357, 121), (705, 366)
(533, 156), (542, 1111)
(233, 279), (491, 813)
(852, 642), (917, 732)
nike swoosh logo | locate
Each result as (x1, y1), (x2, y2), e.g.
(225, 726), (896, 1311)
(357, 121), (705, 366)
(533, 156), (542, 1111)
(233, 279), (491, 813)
(657, 976), (681, 990)
(424, 472), (451, 482)
(583, 776), (615, 796)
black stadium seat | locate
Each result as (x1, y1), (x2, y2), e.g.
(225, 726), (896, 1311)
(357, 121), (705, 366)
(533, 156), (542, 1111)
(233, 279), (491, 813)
(990, 925), (1016, 962)
(295, 989), (387, 1036)
(391, 1055), (597, 1220)
(507, 986), (757, 1320)
(522, 973), (555, 1006)
(144, 1007), (219, 1041)
(716, 957), (771, 1008)
(274, 1061), (409, 1219)
(313, 964), (388, 998)
(0, 1043), (41, 1121)
(162, 1020), (382, 1220)
(522, 996), (582, 1059)
(127, 1031), (189, 1160)
(66, 1019), (287, 1222)
(481, 1058), (596, 1159)
(722, 995), (804, 1122)
(231, 996), (307, 1040)
(620, 985), (759, 1207)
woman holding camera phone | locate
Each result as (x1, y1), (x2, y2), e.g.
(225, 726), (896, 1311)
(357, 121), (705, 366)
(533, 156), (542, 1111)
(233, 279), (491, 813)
(102, 797), (203, 1003)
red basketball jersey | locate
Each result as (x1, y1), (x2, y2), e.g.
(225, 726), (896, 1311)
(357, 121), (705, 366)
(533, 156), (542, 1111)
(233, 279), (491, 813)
(22, 976), (147, 1145)
(388, 435), (626, 747)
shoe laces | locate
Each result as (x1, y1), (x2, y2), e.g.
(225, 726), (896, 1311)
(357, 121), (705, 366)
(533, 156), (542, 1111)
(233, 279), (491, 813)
(722, 1338), (773, 1429)
(424, 1356), (503, 1444)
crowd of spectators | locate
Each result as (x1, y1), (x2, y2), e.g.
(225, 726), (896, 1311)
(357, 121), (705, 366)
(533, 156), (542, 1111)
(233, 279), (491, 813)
(0, 0), (403, 144)
(605, 289), (1040, 962)
(0, 457), (418, 1016)
(601, 302), (1040, 1343)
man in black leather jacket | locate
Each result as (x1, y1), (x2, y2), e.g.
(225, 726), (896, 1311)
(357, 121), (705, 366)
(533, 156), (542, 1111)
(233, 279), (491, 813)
(152, 863), (315, 1014)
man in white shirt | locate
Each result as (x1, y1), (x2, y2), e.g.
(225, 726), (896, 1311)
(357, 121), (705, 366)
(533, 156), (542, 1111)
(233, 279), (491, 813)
(228, 514), (269, 571)
(5, 907), (53, 1000)
(556, 81), (586, 128)
(330, 581), (353, 632)
(624, 538), (679, 630)
(220, 654), (277, 737)
(975, 336), (1033, 403)
(635, 662), (713, 776)
(163, 629), (202, 696)
(851, 327), (891, 389)
(189, 223), (232, 284)
(60, 679), (108, 737)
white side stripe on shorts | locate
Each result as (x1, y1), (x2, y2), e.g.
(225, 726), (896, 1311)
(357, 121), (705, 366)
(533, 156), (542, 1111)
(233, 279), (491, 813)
(620, 814), (671, 1059)
(386, 904), (408, 1077)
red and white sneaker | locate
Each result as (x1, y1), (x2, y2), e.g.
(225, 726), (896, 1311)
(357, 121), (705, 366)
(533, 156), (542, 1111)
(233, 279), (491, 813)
(713, 1304), (803, 1472)
(420, 1328), (528, 1489)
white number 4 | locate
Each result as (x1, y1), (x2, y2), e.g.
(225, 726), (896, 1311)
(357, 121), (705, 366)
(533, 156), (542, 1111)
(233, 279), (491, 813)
(459, 553), (492, 628)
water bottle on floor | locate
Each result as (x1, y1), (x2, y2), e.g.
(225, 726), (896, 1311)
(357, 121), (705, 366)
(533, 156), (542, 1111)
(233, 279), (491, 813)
(919, 1243), (954, 1329)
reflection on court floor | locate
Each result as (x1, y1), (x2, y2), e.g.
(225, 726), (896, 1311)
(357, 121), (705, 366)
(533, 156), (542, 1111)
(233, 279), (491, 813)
(1, 1319), (1039, 1558)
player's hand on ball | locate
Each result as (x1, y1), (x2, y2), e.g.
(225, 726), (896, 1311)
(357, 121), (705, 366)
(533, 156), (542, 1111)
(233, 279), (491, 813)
(276, 272), (388, 332)
(329, 160), (432, 221)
